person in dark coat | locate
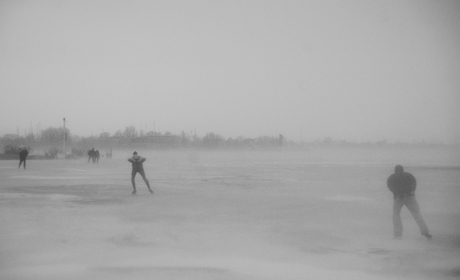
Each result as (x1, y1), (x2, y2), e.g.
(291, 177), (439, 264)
(88, 148), (95, 163)
(387, 165), (432, 240)
(18, 148), (29, 169)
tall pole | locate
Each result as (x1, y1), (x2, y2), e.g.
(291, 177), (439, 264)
(63, 117), (66, 157)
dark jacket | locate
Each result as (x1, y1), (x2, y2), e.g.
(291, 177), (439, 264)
(19, 149), (29, 159)
(128, 155), (146, 170)
(387, 171), (416, 198)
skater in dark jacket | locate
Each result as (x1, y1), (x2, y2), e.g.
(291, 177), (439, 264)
(18, 148), (29, 169)
(387, 165), (432, 240)
(87, 148), (95, 163)
(128, 151), (153, 195)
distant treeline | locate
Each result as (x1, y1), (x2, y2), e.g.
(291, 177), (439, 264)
(1, 125), (454, 156)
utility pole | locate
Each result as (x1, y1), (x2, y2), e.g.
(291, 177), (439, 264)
(63, 118), (67, 157)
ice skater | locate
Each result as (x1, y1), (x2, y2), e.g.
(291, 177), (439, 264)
(87, 148), (95, 163)
(128, 151), (153, 195)
(387, 165), (432, 240)
(18, 147), (29, 169)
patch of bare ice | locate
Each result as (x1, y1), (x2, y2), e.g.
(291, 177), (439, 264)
(9, 175), (85, 180)
(324, 195), (374, 203)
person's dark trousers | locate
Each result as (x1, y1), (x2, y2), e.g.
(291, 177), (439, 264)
(393, 195), (429, 238)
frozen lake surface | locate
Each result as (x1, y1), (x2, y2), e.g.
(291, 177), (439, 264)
(1, 148), (459, 280)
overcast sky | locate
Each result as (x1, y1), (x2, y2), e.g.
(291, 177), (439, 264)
(1, 0), (459, 143)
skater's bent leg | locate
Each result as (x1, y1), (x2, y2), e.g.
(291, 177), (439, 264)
(393, 197), (404, 238)
(131, 171), (137, 194)
(140, 171), (153, 193)
(145, 178), (153, 194)
(141, 173), (150, 188)
(406, 196), (430, 236)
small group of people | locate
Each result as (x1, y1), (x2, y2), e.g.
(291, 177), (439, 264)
(16, 146), (432, 240)
(87, 148), (100, 163)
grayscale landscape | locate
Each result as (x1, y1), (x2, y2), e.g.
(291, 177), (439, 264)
(1, 147), (459, 280)
(1, 1), (460, 279)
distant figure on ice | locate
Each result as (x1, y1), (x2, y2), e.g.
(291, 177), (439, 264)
(105, 149), (112, 159)
(87, 148), (97, 163)
(128, 151), (153, 195)
(95, 150), (100, 163)
(387, 165), (432, 240)
(18, 148), (29, 169)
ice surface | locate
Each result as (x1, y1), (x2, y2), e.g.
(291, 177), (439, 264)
(1, 148), (459, 280)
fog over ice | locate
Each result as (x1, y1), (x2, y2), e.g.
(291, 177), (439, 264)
(1, 148), (460, 279)
(1, 0), (460, 144)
